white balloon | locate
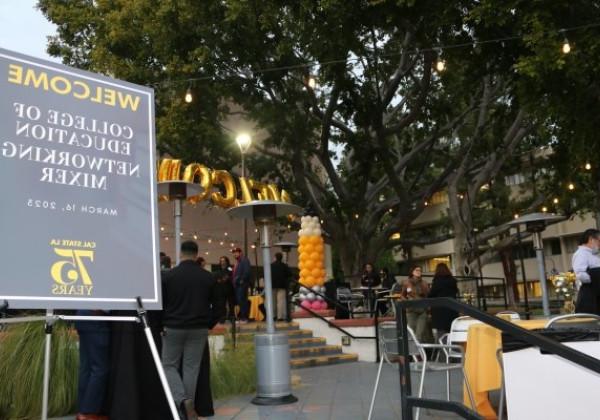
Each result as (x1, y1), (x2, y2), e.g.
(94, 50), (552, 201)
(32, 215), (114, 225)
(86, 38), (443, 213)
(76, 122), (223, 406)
(299, 293), (307, 300)
(299, 287), (308, 294)
(306, 292), (316, 301)
(316, 295), (324, 301)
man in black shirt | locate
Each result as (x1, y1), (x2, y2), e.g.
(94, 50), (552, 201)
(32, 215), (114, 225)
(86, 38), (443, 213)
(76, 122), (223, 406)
(161, 241), (215, 420)
(271, 252), (291, 321)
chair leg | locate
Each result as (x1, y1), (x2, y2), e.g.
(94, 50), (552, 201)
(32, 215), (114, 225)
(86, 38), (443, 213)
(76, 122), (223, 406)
(368, 355), (385, 420)
(461, 366), (476, 412)
(446, 370), (450, 401)
(415, 361), (427, 420)
(498, 375), (505, 420)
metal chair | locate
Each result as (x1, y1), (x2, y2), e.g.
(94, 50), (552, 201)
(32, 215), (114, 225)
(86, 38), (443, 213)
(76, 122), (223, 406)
(544, 313), (600, 329)
(368, 321), (475, 420)
(336, 287), (364, 318)
(496, 310), (521, 320)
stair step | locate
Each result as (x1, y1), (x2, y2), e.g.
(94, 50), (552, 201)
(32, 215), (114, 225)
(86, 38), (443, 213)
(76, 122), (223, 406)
(236, 328), (313, 341)
(288, 337), (327, 348)
(290, 353), (359, 369)
(235, 322), (299, 333)
(290, 345), (343, 358)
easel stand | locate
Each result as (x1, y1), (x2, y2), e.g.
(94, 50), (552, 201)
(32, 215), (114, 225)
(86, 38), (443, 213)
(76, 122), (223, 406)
(0, 298), (181, 420)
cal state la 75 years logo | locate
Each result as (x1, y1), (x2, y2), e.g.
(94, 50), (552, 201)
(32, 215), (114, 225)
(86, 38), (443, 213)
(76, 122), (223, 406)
(50, 239), (96, 296)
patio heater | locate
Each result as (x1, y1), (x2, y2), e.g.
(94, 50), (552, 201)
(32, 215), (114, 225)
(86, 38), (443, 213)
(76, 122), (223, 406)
(508, 212), (565, 317)
(158, 181), (202, 264)
(228, 200), (301, 405)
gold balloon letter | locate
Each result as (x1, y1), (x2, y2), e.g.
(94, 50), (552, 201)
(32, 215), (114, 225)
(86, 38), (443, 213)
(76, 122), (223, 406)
(183, 163), (212, 203)
(211, 170), (237, 208)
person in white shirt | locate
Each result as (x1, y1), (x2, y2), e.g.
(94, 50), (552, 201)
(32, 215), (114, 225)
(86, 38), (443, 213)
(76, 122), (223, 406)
(572, 229), (600, 313)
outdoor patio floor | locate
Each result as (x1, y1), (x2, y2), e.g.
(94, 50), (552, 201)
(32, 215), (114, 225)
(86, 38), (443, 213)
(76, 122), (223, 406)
(53, 361), (472, 419)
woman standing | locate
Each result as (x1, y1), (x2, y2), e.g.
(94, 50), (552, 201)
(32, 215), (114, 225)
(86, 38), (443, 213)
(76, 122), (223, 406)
(428, 263), (459, 339)
(361, 263), (381, 313)
(401, 266), (431, 343)
(213, 256), (235, 323)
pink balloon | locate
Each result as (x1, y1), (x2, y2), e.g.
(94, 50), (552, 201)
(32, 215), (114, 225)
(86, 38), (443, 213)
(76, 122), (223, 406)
(300, 300), (312, 309)
(311, 301), (322, 310)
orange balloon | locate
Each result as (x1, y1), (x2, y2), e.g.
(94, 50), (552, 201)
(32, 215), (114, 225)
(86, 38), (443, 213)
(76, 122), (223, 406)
(310, 236), (321, 245)
(303, 243), (314, 254)
(305, 276), (316, 287)
(298, 261), (305, 270)
(311, 268), (321, 278)
(300, 268), (310, 278)
(298, 236), (309, 245)
(304, 259), (315, 270)
(298, 245), (305, 254)
(314, 242), (324, 253)
(310, 252), (320, 262)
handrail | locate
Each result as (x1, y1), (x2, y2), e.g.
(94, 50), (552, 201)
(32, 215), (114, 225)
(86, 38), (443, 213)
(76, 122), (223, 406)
(394, 297), (600, 420)
(288, 279), (381, 361)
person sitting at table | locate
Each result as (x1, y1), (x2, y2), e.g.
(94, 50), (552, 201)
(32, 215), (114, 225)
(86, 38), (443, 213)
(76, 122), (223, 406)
(401, 265), (432, 343)
(428, 263), (459, 340)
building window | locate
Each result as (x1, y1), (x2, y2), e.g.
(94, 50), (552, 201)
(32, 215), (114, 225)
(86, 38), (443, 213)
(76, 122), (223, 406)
(504, 173), (526, 186)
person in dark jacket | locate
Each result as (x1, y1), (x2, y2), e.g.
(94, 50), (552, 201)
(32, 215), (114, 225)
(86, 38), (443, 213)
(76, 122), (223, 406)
(428, 263), (459, 339)
(271, 252), (291, 321)
(213, 256), (235, 324)
(361, 263), (380, 313)
(232, 247), (251, 322)
(161, 241), (216, 420)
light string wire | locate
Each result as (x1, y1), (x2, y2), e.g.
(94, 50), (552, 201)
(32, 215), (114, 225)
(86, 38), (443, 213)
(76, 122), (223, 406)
(149, 21), (600, 88)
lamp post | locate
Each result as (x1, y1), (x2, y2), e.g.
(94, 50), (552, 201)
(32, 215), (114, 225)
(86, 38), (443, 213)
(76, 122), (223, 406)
(236, 133), (252, 257)
(508, 212), (565, 317)
(158, 181), (202, 264)
(228, 200), (301, 405)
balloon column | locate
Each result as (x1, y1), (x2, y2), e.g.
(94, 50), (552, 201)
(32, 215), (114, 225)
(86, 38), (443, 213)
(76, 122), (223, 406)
(297, 216), (328, 311)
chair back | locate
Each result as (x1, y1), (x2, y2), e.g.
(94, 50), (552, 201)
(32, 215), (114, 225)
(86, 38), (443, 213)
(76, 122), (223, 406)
(378, 321), (420, 360)
(496, 310), (521, 320)
(337, 287), (353, 302)
(545, 313), (600, 329)
(449, 316), (481, 344)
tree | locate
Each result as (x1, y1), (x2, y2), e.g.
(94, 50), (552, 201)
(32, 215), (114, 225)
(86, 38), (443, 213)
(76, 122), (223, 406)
(37, 0), (555, 278)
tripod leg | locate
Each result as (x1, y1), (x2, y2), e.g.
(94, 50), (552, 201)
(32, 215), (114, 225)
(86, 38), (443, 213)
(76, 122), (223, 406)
(41, 309), (54, 420)
(136, 298), (180, 420)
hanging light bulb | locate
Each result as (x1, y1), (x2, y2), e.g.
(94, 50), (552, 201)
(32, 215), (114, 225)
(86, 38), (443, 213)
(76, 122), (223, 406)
(514, 213), (519, 219)
(553, 197), (559, 204)
(193, 234), (198, 240)
(568, 182), (575, 191)
(184, 87), (193, 103)
(224, 232), (228, 237)
(435, 59), (446, 72)
(561, 38), (571, 54)
(307, 75), (317, 89)
(160, 226), (165, 231)
(208, 238), (212, 244)
(585, 162), (592, 170)
(542, 206), (548, 213)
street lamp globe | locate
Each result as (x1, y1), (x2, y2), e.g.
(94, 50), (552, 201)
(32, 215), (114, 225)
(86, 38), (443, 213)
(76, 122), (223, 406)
(236, 133), (252, 153)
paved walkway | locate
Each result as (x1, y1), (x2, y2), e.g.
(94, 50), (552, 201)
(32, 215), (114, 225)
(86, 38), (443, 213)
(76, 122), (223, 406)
(53, 361), (471, 419)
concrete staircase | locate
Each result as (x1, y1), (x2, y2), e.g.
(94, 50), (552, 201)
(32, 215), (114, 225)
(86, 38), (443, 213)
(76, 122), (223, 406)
(234, 321), (358, 369)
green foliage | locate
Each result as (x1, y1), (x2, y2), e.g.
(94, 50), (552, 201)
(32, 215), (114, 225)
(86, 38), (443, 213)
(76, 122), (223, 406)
(210, 341), (256, 400)
(0, 321), (79, 419)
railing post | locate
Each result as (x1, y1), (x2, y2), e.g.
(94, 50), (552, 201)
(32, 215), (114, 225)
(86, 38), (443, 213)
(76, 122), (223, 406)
(396, 302), (413, 420)
(374, 305), (380, 363)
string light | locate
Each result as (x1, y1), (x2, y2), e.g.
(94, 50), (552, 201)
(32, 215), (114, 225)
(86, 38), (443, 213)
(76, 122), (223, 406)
(424, 201), (429, 206)
(224, 232), (228, 236)
(542, 206), (548, 213)
(568, 182), (575, 191)
(184, 87), (193, 103)
(435, 57), (446, 72)
(585, 162), (592, 170)
(193, 234), (198, 240)
(160, 226), (165, 231)
(514, 213), (519, 219)
(562, 38), (571, 54)
(179, 232), (183, 236)
(165, 237), (169, 241)
(553, 197), (559, 204)
(354, 213), (359, 219)
(251, 244), (256, 249)
(307, 75), (317, 89)
(150, 22), (600, 89)
(219, 241), (224, 246)
(208, 238), (212, 243)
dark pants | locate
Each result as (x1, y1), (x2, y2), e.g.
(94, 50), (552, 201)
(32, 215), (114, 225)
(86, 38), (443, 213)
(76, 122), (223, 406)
(576, 284), (600, 314)
(235, 284), (249, 320)
(78, 331), (110, 413)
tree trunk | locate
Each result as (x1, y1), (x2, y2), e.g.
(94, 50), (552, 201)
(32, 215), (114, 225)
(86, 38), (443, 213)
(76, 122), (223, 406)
(500, 246), (519, 307)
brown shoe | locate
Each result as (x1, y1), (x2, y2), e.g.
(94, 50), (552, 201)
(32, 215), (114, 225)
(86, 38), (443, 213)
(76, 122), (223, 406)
(183, 398), (198, 420)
